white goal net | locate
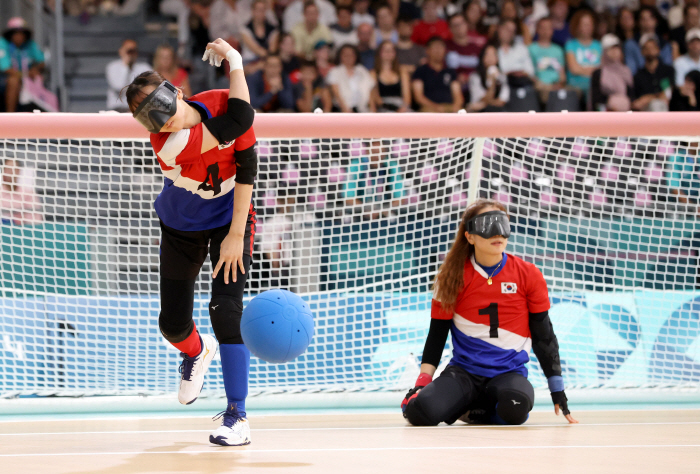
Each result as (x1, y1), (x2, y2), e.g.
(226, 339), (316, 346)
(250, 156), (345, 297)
(1, 129), (699, 400)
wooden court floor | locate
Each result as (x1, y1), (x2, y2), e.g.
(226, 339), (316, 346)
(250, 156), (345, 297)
(1, 409), (699, 474)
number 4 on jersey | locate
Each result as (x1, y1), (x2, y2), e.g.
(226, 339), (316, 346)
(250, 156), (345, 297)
(198, 163), (223, 195)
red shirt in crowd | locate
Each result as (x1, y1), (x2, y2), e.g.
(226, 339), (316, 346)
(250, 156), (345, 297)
(411, 19), (451, 46)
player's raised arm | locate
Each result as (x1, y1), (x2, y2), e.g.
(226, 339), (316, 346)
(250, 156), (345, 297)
(199, 39), (255, 154)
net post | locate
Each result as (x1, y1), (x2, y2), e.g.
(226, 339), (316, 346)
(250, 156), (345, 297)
(467, 137), (485, 205)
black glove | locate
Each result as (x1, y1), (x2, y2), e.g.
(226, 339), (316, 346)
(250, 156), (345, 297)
(551, 390), (570, 415)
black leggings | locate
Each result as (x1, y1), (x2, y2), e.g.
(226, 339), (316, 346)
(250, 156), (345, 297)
(158, 215), (255, 345)
(404, 365), (535, 426)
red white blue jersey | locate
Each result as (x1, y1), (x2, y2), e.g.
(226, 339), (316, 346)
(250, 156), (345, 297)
(432, 253), (550, 378)
(150, 90), (257, 231)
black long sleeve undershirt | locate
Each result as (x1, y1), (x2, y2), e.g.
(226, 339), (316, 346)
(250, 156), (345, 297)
(529, 310), (562, 379)
(420, 318), (451, 367)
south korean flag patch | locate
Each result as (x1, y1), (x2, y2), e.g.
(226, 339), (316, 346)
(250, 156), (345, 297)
(501, 282), (517, 294)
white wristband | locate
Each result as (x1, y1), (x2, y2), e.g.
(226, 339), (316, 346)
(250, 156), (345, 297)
(226, 49), (243, 72)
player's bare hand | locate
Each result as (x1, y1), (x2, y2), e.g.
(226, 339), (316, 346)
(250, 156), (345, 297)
(213, 233), (245, 285)
(554, 404), (579, 424)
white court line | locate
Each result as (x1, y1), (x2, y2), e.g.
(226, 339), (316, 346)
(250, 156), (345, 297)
(1, 444), (700, 458)
(2, 421), (700, 437)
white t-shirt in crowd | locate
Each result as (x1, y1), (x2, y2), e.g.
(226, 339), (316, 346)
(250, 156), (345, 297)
(105, 59), (151, 110)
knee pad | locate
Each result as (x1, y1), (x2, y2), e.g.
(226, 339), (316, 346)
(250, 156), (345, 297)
(209, 296), (243, 344)
(404, 397), (440, 427)
(496, 390), (532, 425)
(158, 313), (194, 343)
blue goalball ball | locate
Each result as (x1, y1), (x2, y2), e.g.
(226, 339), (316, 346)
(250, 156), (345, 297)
(241, 289), (314, 364)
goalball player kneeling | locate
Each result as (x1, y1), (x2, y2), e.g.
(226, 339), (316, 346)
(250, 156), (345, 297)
(402, 200), (578, 426)
(124, 39), (257, 446)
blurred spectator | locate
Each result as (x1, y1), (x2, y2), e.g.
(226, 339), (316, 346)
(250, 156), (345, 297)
(633, 34), (674, 111)
(314, 40), (333, 78)
(669, 0), (699, 30)
(188, 0), (222, 58)
(241, 0), (280, 67)
(352, 0), (376, 28)
(376, 4), (399, 44)
(411, 36), (463, 112)
(259, 196), (293, 285)
(529, 16), (567, 104)
(327, 44), (375, 112)
(279, 33), (301, 79)
(411, 0), (452, 46)
(291, 1), (333, 60)
(160, 0), (191, 57)
(0, 159), (42, 226)
(670, 4), (700, 57)
(248, 54), (295, 112)
(626, 7), (674, 75)
(463, 0), (489, 39)
(357, 23), (376, 70)
(674, 28), (700, 85)
(208, 0), (244, 50)
(665, 140), (700, 205)
(343, 140), (404, 219)
(0, 18), (45, 113)
(590, 34), (634, 111)
(236, 0), (279, 25)
(283, 0), (337, 33)
(565, 10), (601, 98)
(670, 69), (700, 110)
(434, 0), (461, 19)
(370, 41), (412, 112)
(330, 6), (358, 48)
(386, 0), (421, 21)
(490, 0), (533, 45)
(617, 7), (637, 55)
(396, 16), (426, 73)
(497, 20), (536, 88)
(153, 44), (192, 98)
(294, 60), (332, 112)
(468, 43), (510, 112)
(596, 10), (616, 40)
(446, 13), (483, 95)
(106, 39), (150, 112)
(522, 0), (550, 38)
(547, 0), (570, 47)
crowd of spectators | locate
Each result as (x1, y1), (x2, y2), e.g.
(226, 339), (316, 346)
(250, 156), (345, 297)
(94, 0), (700, 114)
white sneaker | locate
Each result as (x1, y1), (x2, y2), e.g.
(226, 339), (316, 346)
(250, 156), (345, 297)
(209, 406), (251, 446)
(177, 334), (218, 405)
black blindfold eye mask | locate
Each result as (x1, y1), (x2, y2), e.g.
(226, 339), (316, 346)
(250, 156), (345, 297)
(465, 210), (511, 239)
(132, 80), (178, 133)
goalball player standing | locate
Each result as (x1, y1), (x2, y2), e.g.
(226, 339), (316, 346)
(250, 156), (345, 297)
(124, 39), (256, 446)
(402, 199), (578, 426)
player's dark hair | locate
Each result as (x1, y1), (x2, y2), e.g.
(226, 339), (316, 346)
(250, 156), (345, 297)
(434, 199), (509, 314)
(122, 70), (167, 113)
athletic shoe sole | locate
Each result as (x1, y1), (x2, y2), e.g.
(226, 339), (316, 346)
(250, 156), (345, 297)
(209, 435), (251, 446)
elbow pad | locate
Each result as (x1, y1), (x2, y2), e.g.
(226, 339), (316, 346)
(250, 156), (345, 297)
(204, 98), (255, 145)
(529, 310), (562, 378)
(234, 145), (258, 185)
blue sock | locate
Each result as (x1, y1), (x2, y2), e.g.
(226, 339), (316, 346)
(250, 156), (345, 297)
(219, 344), (250, 416)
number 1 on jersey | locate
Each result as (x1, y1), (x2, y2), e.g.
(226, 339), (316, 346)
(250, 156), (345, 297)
(479, 303), (499, 338)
